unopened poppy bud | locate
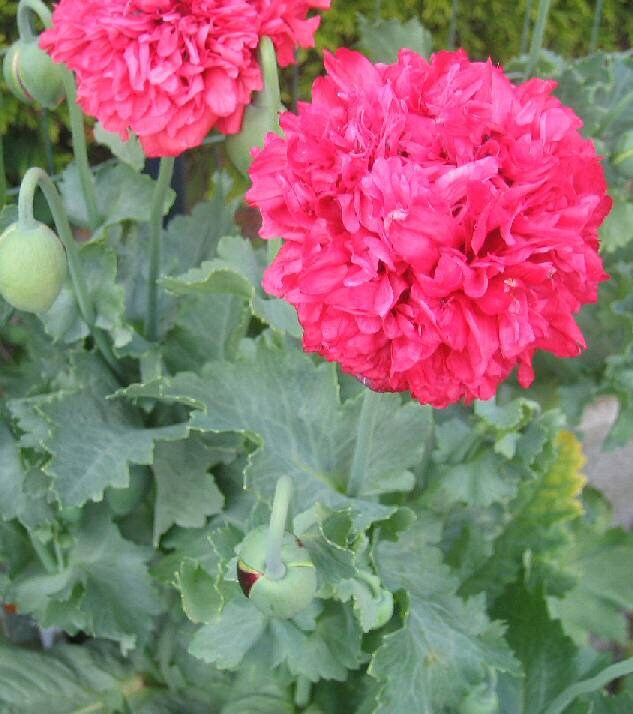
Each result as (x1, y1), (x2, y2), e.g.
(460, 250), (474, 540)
(0, 221), (67, 313)
(237, 525), (317, 619)
(3, 39), (65, 109)
(226, 37), (282, 177)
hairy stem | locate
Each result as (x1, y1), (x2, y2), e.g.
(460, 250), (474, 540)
(347, 388), (381, 497)
(448, 0), (459, 50)
(520, 0), (534, 55)
(60, 69), (100, 231)
(17, 168), (121, 376)
(0, 134), (5, 210)
(295, 676), (312, 708)
(265, 475), (293, 580)
(16, 0), (52, 39)
(589, 0), (603, 54)
(525, 0), (552, 79)
(146, 156), (175, 341)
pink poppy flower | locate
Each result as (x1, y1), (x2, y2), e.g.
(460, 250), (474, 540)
(40, 0), (329, 156)
(248, 49), (611, 408)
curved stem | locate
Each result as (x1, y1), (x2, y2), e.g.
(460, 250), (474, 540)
(265, 475), (293, 580)
(525, 0), (552, 79)
(60, 69), (100, 231)
(17, 168), (121, 376)
(146, 156), (174, 341)
(543, 656), (633, 714)
(16, 0), (53, 40)
(589, 0), (603, 54)
(295, 676), (312, 708)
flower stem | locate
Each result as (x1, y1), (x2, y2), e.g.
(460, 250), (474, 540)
(265, 475), (293, 581)
(17, 168), (121, 377)
(0, 134), (6, 210)
(520, 0), (534, 55)
(525, 0), (552, 79)
(295, 676), (312, 708)
(146, 156), (175, 342)
(16, 0), (98, 229)
(448, 0), (459, 50)
(347, 388), (381, 497)
(60, 69), (100, 231)
(543, 656), (633, 714)
(16, 0), (52, 39)
(589, 0), (603, 54)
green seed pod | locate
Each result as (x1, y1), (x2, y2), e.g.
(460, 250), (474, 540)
(3, 39), (65, 109)
(613, 130), (633, 179)
(0, 221), (67, 313)
(237, 525), (317, 619)
(225, 37), (283, 178)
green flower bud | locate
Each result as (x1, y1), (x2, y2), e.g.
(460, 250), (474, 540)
(226, 37), (282, 177)
(237, 525), (317, 619)
(3, 39), (65, 109)
(613, 130), (633, 179)
(0, 221), (67, 313)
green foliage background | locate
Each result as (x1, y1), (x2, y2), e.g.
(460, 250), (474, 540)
(317, 0), (633, 61)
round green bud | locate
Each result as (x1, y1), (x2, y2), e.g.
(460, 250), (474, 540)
(3, 39), (65, 109)
(237, 525), (317, 619)
(0, 221), (67, 313)
(613, 130), (633, 179)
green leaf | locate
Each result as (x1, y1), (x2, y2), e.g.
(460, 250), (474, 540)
(438, 451), (518, 508)
(294, 504), (357, 589)
(162, 235), (301, 337)
(94, 122), (145, 171)
(493, 579), (581, 714)
(176, 558), (221, 624)
(269, 602), (367, 682)
(0, 420), (24, 521)
(163, 293), (250, 373)
(461, 431), (586, 599)
(357, 15), (432, 63)
(119, 342), (432, 529)
(548, 519), (633, 646)
(162, 173), (240, 278)
(10, 506), (163, 650)
(599, 193), (633, 253)
(189, 598), (267, 669)
(370, 518), (519, 713)
(60, 161), (174, 229)
(38, 360), (188, 507)
(153, 437), (225, 545)
(0, 641), (135, 713)
(0, 420), (54, 528)
(40, 236), (133, 348)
